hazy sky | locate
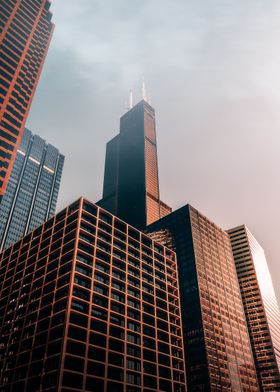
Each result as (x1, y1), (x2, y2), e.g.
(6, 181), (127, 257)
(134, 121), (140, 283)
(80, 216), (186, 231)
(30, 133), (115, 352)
(28, 0), (280, 301)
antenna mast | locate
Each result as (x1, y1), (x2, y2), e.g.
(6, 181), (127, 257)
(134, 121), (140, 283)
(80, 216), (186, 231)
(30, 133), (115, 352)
(142, 79), (148, 102)
(128, 89), (133, 109)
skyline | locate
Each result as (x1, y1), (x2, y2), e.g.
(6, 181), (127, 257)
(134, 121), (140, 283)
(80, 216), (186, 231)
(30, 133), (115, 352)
(228, 225), (280, 388)
(26, 0), (280, 304)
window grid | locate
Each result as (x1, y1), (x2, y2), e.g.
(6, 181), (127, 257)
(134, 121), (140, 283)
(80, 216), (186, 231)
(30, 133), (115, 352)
(0, 198), (186, 392)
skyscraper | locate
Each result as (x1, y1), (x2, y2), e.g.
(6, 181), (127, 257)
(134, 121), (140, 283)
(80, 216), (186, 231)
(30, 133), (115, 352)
(0, 0), (54, 201)
(0, 128), (64, 251)
(0, 198), (186, 392)
(228, 225), (280, 391)
(99, 99), (171, 229)
(147, 205), (260, 391)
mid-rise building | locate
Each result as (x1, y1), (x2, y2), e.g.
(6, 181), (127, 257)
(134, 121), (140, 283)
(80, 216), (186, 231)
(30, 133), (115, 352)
(147, 205), (260, 391)
(0, 0), (54, 201)
(98, 99), (171, 229)
(0, 198), (186, 392)
(0, 128), (64, 251)
(228, 225), (280, 391)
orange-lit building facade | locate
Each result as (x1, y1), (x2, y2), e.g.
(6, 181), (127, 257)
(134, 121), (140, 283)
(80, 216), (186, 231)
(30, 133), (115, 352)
(99, 100), (171, 230)
(0, 198), (186, 392)
(0, 0), (54, 201)
(228, 226), (280, 391)
(147, 205), (260, 391)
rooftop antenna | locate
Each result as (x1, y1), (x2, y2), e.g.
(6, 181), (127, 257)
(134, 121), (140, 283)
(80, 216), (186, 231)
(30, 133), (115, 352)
(142, 78), (148, 102)
(128, 89), (133, 110)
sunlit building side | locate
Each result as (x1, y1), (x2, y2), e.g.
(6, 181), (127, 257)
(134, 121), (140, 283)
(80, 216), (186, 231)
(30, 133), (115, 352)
(228, 225), (280, 391)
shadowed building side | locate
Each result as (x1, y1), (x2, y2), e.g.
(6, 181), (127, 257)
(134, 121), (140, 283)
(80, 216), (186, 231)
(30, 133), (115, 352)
(101, 135), (120, 214)
(147, 205), (260, 391)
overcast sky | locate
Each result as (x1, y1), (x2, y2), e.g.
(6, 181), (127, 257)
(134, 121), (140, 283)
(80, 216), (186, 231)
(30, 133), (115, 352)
(28, 0), (280, 302)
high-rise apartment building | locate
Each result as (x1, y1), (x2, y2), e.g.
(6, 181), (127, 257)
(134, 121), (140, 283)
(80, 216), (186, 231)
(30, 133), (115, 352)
(228, 225), (280, 391)
(0, 0), (54, 201)
(98, 99), (171, 229)
(147, 205), (260, 391)
(0, 128), (64, 251)
(0, 198), (186, 392)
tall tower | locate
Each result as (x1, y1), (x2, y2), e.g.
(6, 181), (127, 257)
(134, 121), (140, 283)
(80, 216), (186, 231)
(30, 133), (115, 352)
(99, 98), (171, 229)
(0, 0), (54, 202)
(0, 198), (186, 392)
(147, 205), (260, 391)
(0, 128), (64, 251)
(228, 225), (280, 391)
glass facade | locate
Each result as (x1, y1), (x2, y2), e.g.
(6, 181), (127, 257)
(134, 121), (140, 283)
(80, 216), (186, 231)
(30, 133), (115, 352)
(228, 225), (280, 391)
(99, 100), (171, 229)
(0, 198), (186, 392)
(0, 128), (64, 251)
(147, 205), (260, 391)
(0, 0), (54, 200)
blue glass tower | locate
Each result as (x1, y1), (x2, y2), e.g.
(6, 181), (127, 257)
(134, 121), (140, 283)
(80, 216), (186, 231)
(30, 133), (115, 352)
(0, 128), (64, 251)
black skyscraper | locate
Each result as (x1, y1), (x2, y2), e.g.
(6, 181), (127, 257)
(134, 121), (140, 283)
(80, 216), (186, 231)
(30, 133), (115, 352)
(99, 99), (171, 229)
